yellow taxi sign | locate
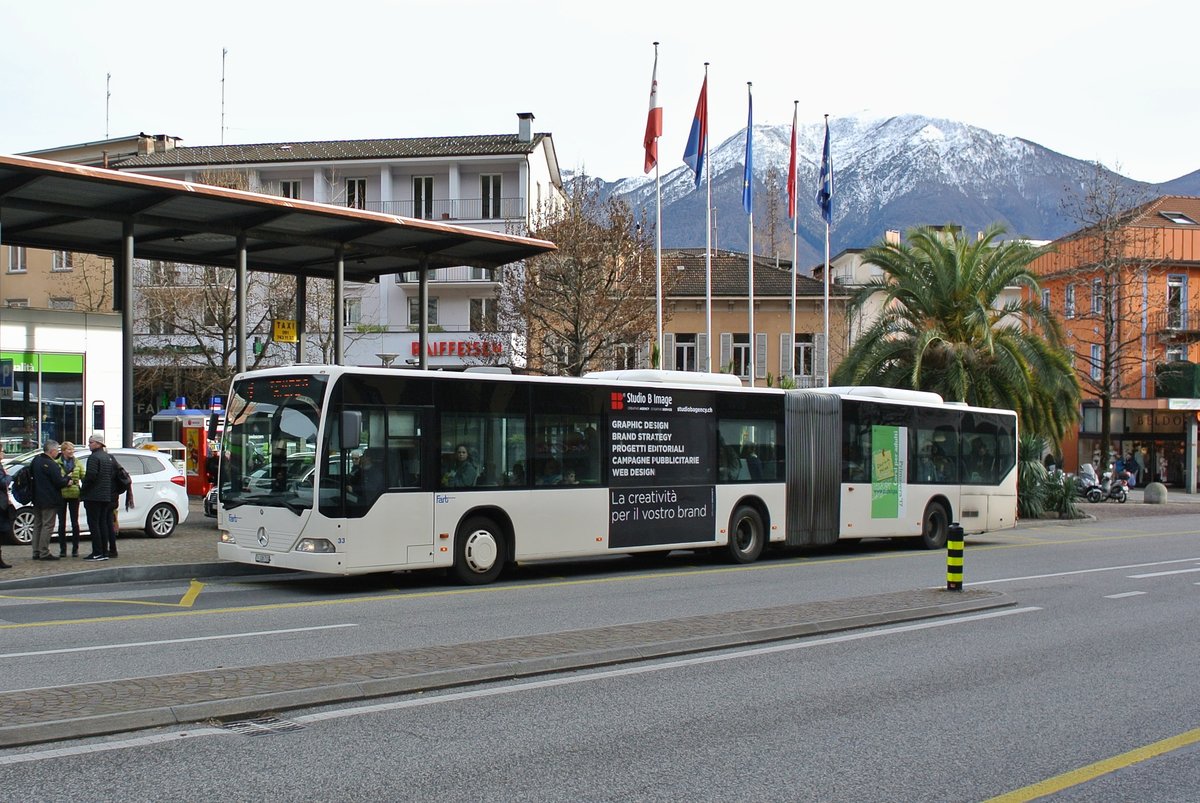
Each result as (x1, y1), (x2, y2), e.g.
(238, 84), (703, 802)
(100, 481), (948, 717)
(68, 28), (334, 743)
(273, 319), (298, 343)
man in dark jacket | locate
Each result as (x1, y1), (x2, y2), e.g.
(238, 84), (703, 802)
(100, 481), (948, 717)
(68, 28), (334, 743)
(30, 440), (68, 561)
(80, 433), (115, 561)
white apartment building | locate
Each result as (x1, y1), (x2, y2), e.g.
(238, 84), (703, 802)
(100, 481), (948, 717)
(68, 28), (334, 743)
(115, 113), (564, 369)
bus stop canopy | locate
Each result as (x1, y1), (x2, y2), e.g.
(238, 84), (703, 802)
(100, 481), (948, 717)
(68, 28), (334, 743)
(0, 154), (555, 279)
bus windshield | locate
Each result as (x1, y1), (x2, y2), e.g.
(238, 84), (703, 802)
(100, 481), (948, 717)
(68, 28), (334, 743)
(219, 374), (328, 513)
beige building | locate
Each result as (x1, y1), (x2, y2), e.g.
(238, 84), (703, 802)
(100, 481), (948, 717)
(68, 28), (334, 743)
(663, 248), (848, 386)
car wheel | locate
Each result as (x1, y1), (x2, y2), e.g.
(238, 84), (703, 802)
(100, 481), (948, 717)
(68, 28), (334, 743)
(144, 503), (178, 538)
(7, 508), (36, 546)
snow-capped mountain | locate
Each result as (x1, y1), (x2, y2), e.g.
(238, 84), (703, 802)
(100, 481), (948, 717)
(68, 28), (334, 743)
(571, 114), (1196, 270)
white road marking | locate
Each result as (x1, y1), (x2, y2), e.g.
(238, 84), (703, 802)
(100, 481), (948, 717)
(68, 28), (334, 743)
(0, 624), (356, 660)
(965, 557), (1200, 586)
(0, 607), (1040, 765)
(1103, 591), (1147, 599)
(1127, 567), (1200, 579)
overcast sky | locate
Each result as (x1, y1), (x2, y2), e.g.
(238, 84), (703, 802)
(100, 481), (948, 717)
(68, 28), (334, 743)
(2, 0), (1194, 183)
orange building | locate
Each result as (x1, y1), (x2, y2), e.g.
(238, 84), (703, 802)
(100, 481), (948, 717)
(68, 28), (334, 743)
(1029, 196), (1200, 489)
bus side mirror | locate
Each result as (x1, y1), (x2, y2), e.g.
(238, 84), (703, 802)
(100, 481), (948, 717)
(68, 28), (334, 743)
(336, 411), (362, 451)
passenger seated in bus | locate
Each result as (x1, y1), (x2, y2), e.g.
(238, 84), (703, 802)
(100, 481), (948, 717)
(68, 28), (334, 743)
(505, 462), (526, 486)
(538, 458), (563, 485)
(558, 469), (580, 486)
(443, 444), (479, 487)
(351, 448), (388, 504)
(742, 445), (763, 481)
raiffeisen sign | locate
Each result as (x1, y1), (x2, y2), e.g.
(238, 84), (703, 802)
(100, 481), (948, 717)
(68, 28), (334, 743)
(410, 339), (504, 359)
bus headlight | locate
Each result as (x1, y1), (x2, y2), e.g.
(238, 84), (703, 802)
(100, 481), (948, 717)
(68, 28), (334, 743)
(296, 538), (337, 553)
(219, 531), (236, 544)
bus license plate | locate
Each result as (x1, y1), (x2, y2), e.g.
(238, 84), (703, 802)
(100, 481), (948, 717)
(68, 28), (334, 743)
(254, 553), (272, 564)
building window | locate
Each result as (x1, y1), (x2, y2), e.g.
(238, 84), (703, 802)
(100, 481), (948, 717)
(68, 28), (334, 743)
(612, 343), (639, 370)
(5, 298), (29, 308)
(1091, 279), (1103, 314)
(408, 296), (438, 326)
(1041, 289), (1051, 310)
(279, 180), (302, 199)
(1064, 284), (1076, 319)
(49, 297), (75, 310)
(1167, 275), (1187, 329)
(470, 297), (497, 331)
(346, 179), (367, 209)
(1166, 345), (1187, 362)
(52, 251), (75, 272)
(732, 334), (751, 378)
(344, 298), (362, 327)
(469, 266), (491, 281)
(1160, 212), (1198, 225)
(6, 246), (26, 273)
(413, 176), (434, 219)
(481, 174), (502, 219)
(675, 334), (697, 372)
(1090, 344), (1102, 381)
(794, 333), (814, 376)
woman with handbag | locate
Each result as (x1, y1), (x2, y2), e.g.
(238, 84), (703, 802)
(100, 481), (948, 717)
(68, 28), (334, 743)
(57, 441), (84, 557)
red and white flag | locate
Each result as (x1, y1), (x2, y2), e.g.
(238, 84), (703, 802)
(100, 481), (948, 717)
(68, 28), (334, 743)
(643, 47), (662, 173)
(787, 103), (798, 220)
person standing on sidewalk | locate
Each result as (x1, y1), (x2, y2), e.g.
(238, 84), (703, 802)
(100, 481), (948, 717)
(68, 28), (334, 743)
(0, 463), (14, 568)
(29, 440), (67, 562)
(56, 440), (84, 557)
(79, 433), (115, 562)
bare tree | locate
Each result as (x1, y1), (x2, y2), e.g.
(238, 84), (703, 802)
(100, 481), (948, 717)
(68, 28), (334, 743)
(500, 181), (662, 376)
(1058, 162), (1158, 468)
(755, 165), (785, 260)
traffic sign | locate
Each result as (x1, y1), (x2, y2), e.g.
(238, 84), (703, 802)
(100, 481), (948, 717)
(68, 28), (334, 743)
(273, 319), (298, 343)
(0, 358), (12, 400)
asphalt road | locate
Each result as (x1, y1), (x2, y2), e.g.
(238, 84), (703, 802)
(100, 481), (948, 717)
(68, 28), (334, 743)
(2, 508), (1199, 800)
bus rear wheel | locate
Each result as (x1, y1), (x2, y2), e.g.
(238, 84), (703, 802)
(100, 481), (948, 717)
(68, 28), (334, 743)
(452, 517), (506, 585)
(918, 502), (950, 550)
(725, 505), (765, 564)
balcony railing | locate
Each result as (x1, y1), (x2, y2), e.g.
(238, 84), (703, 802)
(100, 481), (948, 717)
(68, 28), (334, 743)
(1154, 309), (1200, 335)
(395, 265), (497, 284)
(366, 197), (525, 222)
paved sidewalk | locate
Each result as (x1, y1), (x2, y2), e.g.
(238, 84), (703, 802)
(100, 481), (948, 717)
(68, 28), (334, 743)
(0, 587), (1009, 749)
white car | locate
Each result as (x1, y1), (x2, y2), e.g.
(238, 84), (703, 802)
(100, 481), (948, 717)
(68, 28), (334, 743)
(3, 448), (189, 546)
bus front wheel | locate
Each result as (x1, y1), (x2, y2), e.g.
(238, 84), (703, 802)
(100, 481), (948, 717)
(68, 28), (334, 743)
(918, 502), (950, 550)
(452, 517), (506, 585)
(725, 506), (765, 564)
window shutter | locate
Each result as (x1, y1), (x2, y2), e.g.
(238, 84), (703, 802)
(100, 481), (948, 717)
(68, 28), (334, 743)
(719, 333), (732, 373)
(780, 333), (793, 377)
(697, 333), (709, 372)
(814, 332), (827, 383)
(663, 333), (676, 370)
(755, 333), (768, 380)
(637, 342), (651, 369)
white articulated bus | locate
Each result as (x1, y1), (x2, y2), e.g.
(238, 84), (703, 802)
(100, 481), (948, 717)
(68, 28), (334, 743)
(215, 366), (1017, 583)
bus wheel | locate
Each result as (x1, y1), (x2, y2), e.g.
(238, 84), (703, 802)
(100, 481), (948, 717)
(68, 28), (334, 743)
(726, 506), (765, 564)
(452, 517), (505, 585)
(919, 502), (950, 550)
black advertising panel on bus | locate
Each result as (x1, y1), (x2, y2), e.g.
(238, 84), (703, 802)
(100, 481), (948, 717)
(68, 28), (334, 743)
(606, 385), (716, 548)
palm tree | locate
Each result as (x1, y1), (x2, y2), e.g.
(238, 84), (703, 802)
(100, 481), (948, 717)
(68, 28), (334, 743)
(832, 225), (1080, 442)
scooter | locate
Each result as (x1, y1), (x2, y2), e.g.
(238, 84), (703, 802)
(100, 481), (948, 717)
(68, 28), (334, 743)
(1075, 463), (1104, 503)
(1098, 470), (1129, 503)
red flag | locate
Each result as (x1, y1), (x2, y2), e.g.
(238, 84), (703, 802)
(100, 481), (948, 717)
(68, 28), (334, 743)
(787, 103), (798, 220)
(643, 48), (662, 173)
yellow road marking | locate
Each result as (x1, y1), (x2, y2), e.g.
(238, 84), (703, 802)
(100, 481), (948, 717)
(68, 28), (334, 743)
(987, 725), (1200, 802)
(0, 525), (1196, 629)
(0, 579), (206, 610)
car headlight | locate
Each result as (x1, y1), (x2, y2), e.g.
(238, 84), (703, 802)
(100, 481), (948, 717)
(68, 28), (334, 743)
(219, 531), (236, 544)
(296, 538), (337, 553)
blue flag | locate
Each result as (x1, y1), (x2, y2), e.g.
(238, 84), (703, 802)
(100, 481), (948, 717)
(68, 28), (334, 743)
(817, 118), (832, 225)
(742, 87), (753, 215)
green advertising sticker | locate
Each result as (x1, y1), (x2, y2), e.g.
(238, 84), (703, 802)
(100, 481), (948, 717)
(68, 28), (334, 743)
(871, 424), (902, 518)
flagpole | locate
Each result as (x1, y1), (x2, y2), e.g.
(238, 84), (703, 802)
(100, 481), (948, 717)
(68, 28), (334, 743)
(789, 100), (798, 386)
(822, 114), (831, 385)
(745, 82), (755, 388)
(656, 158), (663, 368)
(704, 63), (712, 373)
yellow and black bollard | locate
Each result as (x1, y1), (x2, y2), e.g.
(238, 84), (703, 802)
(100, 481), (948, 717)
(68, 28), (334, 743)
(946, 523), (965, 591)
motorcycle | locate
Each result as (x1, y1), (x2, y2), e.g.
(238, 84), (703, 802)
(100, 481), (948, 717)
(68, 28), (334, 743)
(1074, 463), (1104, 503)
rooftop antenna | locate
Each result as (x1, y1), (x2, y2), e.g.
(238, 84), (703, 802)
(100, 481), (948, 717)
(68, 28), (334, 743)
(105, 72), (111, 139)
(220, 47), (228, 145)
